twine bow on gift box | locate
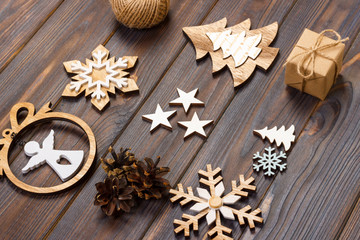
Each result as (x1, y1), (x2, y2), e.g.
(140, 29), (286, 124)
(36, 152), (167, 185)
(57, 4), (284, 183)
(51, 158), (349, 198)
(284, 29), (349, 91)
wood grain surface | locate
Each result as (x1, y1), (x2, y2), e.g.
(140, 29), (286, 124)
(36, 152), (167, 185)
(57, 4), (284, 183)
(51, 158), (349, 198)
(0, 0), (359, 239)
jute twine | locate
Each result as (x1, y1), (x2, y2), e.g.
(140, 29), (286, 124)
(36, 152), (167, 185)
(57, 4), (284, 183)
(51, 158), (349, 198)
(284, 29), (348, 91)
(109, 0), (170, 29)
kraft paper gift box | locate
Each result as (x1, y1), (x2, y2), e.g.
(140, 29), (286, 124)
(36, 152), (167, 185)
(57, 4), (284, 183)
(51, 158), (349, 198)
(284, 28), (347, 100)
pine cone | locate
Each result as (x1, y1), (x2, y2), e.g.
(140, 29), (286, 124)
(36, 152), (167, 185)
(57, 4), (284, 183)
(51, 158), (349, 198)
(94, 176), (134, 216)
(101, 147), (137, 178)
(127, 157), (170, 200)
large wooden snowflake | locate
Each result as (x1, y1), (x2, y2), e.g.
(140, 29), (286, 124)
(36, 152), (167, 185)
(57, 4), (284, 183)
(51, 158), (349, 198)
(63, 45), (139, 111)
(183, 18), (279, 87)
(170, 164), (263, 239)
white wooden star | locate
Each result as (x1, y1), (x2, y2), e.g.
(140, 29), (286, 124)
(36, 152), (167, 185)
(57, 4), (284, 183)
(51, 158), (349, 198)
(178, 112), (213, 138)
(169, 88), (204, 113)
(142, 104), (176, 132)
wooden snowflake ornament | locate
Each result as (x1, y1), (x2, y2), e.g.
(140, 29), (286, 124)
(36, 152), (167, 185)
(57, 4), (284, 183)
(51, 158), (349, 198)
(170, 165), (263, 239)
(183, 18), (279, 87)
(63, 44), (139, 111)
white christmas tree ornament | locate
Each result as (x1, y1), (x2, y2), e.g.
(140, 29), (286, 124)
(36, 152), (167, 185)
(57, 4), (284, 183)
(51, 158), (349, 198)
(206, 30), (262, 67)
(253, 125), (295, 151)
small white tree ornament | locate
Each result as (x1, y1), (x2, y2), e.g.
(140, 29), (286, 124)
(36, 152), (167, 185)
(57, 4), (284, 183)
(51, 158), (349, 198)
(253, 125), (295, 151)
(170, 165), (263, 239)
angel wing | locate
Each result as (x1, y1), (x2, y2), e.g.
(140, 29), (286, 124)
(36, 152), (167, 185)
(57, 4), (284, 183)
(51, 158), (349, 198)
(42, 130), (54, 150)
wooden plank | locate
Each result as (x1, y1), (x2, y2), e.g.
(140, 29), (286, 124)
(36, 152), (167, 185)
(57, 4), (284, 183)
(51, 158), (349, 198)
(240, 32), (360, 239)
(140, 0), (360, 239)
(46, 0), (299, 239)
(339, 198), (360, 240)
(0, 0), (219, 239)
(0, 0), (119, 239)
(0, 0), (63, 72)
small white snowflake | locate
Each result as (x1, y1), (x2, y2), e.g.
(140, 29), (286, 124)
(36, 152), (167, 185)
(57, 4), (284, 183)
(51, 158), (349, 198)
(253, 146), (287, 176)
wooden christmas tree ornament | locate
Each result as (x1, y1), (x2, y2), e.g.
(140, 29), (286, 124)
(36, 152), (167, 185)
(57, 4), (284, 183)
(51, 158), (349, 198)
(183, 18), (279, 87)
(253, 125), (295, 151)
(63, 44), (139, 111)
(0, 102), (96, 194)
(170, 164), (262, 239)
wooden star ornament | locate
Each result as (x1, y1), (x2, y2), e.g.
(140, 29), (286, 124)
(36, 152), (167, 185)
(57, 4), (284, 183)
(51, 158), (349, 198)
(142, 104), (177, 132)
(183, 18), (279, 87)
(169, 88), (204, 113)
(178, 112), (213, 138)
(63, 44), (139, 111)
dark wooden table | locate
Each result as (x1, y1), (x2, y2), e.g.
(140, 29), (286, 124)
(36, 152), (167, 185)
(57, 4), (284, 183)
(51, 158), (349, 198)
(1, 0), (359, 239)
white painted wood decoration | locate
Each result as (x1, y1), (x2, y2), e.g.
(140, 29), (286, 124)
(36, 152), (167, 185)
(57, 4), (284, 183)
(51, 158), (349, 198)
(169, 88), (204, 113)
(178, 112), (213, 138)
(253, 125), (295, 151)
(253, 146), (287, 176)
(23, 130), (84, 182)
(206, 30), (262, 67)
(142, 104), (177, 132)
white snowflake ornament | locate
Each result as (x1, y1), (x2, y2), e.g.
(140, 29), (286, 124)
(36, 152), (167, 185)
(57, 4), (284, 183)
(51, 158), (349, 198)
(170, 164), (263, 239)
(63, 45), (139, 111)
(169, 88), (204, 113)
(253, 146), (287, 176)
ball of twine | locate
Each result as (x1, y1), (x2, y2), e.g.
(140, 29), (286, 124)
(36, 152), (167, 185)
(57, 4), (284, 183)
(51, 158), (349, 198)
(109, 0), (170, 29)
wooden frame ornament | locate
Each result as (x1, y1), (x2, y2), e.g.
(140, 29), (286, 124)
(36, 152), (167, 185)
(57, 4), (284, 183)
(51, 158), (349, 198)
(0, 102), (96, 194)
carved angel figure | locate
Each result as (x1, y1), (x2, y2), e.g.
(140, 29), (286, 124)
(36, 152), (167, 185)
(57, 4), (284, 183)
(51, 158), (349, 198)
(22, 130), (84, 182)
